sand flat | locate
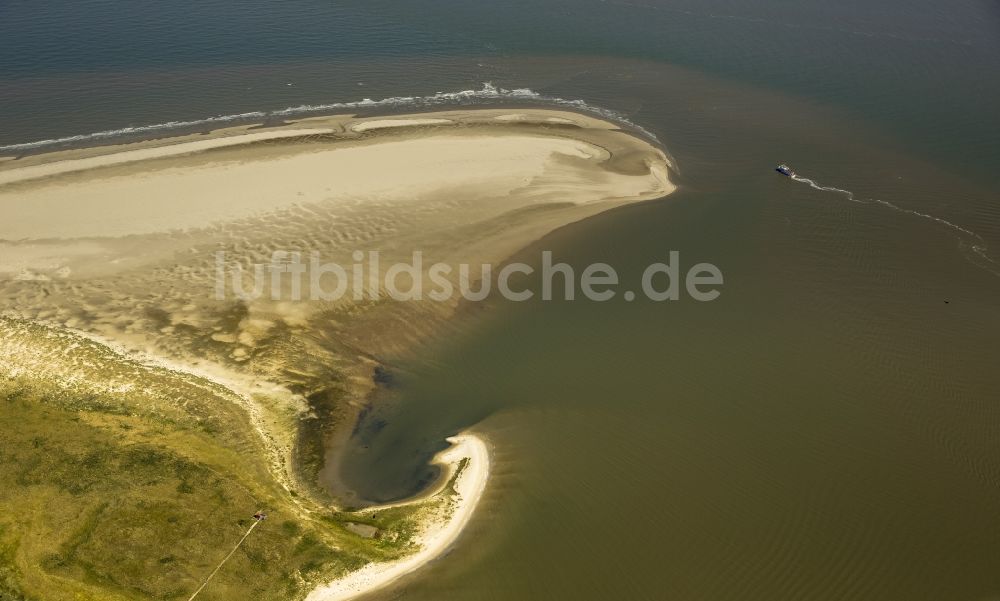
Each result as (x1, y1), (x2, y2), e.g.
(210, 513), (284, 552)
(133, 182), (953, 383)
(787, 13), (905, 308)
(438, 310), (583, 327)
(0, 110), (673, 242)
(0, 133), (604, 239)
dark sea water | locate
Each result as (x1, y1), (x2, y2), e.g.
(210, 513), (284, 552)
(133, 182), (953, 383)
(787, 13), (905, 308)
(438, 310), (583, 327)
(4, 1), (1000, 599)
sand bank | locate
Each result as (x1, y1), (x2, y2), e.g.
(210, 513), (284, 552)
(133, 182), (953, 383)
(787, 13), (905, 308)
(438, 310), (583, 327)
(0, 133), (611, 240)
(306, 434), (490, 601)
(0, 111), (672, 241)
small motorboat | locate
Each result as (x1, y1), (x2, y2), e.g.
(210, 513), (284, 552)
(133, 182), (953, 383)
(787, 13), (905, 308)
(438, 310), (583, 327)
(775, 164), (795, 177)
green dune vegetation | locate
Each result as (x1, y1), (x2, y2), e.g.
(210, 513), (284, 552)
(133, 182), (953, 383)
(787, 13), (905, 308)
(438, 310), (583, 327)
(0, 317), (434, 601)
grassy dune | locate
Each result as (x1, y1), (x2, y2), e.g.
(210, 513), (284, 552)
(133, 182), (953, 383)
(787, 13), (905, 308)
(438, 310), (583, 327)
(0, 318), (429, 601)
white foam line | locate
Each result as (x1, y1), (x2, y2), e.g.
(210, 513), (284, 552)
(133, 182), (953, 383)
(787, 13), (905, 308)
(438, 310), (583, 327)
(0, 111), (269, 153)
(0, 83), (671, 165)
(790, 172), (999, 276)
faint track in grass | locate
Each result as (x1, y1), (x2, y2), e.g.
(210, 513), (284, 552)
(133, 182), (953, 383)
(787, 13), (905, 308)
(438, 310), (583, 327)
(187, 519), (260, 601)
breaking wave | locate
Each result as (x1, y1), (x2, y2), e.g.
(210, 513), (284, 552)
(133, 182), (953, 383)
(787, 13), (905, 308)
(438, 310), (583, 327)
(0, 83), (672, 166)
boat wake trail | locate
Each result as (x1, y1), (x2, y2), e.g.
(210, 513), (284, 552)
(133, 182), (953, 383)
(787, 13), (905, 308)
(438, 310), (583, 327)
(790, 175), (860, 201)
(790, 173), (1000, 277)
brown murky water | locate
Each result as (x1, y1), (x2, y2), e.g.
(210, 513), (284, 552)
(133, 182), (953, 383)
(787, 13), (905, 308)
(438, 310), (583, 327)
(340, 60), (1000, 601)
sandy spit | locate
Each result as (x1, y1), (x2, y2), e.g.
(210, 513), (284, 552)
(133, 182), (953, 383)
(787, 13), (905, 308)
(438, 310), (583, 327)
(305, 434), (491, 601)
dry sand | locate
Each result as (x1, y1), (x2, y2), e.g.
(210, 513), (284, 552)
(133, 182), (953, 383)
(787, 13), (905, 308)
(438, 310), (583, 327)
(0, 133), (611, 239)
(0, 113), (671, 241)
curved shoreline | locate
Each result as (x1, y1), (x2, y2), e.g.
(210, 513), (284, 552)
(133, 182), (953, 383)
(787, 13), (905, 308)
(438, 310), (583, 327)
(306, 434), (491, 601)
(0, 83), (667, 155)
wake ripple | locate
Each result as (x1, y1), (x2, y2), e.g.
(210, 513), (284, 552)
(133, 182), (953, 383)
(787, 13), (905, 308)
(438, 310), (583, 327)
(790, 173), (999, 277)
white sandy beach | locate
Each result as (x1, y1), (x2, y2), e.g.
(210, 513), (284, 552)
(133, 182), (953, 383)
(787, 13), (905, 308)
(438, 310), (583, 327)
(305, 434), (491, 601)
